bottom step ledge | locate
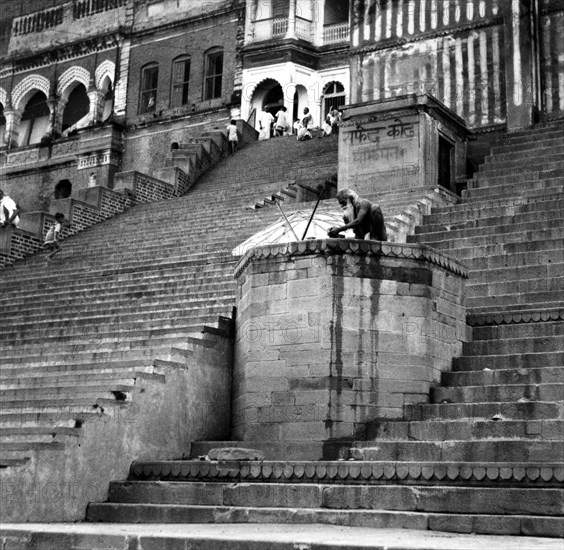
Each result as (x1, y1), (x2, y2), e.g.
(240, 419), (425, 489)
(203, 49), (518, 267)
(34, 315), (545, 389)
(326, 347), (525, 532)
(1, 522), (562, 550)
(85, 503), (564, 538)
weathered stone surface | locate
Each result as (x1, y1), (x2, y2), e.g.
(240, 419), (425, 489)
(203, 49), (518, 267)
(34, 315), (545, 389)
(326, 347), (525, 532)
(208, 448), (265, 461)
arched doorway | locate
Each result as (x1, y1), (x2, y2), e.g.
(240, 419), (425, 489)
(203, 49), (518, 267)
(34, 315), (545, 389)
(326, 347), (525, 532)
(62, 83), (90, 134)
(250, 79), (284, 117)
(321, 81), (345, 122)
(263, 84), (284, 115)
(54, 179), (72, 199)
(18, 91), (50, 147)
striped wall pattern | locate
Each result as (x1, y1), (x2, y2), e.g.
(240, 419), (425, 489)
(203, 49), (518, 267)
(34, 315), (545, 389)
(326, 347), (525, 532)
(352, 0), (500, 47)
(354, 25), (507, 128)
(540, 8), (564, 116)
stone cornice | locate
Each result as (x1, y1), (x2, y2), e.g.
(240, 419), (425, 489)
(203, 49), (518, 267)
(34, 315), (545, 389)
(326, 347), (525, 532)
(130, 460), (564, 487)
(4, 32), (122, 76)
(468, 308), (564, 327)
(234, 239), (468, 280)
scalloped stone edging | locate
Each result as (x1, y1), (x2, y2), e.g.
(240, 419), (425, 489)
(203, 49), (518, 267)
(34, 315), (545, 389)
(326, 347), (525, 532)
(234, 239), (468, 280)
(129, 460), (564, 486)
(468, 309), (564, 327)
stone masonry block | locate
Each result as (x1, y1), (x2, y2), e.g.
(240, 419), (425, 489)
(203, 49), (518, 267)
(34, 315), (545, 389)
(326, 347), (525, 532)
(322, 485), (417, 511)
(288, 277), (327, 299)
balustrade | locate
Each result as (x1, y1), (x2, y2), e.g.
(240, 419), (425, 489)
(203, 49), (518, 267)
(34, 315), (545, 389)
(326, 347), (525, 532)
(12, 6), (64, 37)
(73, 0), (127, 20)
(323, 22), (349, 45)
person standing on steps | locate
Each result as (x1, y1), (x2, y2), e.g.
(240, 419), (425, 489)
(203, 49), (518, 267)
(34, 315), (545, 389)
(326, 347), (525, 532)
(327, 188), (387, 242)
(274, 106), (289, 137)
(226, 119), (238, 155)
(44, 213), (66, 262)
(258, 108), (274, 140)
(0, 189), (21, 228)
(297, 107), (313, 141)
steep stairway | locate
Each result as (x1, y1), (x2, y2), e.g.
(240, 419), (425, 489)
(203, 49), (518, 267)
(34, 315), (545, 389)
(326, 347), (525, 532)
(85, 123), (564, 539)
(0, 133), (446, 524)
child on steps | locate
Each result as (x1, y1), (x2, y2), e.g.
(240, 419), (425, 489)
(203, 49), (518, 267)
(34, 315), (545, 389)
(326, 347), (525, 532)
(44, 213), (66, 262)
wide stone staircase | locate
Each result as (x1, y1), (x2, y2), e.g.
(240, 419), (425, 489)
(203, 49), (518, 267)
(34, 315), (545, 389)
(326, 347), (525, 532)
(82, 122), (564, 540)
(0, 133), (452, 527)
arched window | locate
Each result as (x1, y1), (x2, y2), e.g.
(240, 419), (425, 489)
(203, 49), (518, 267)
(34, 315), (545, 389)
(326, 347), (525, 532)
(18, 91), (50, 147)
(139, 63), (159, 114)
(62, 83), (90, 133)
(54, 179), (72, 199)
(204, 48), (223, 100)
(171, 56), (191, 107)
(322, 81), (345, 122)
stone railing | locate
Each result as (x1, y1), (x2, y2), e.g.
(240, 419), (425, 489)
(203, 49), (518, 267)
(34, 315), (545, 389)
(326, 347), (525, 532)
(295, 17), (312, 40)
(251, 17), (289, 41)
(73, 0), (127, 20)
(11, 6), (64, 37)
(323, 22), (349, 45)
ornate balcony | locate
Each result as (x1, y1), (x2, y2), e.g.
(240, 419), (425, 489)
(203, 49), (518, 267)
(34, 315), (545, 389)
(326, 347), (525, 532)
(250, 16), (312, 42)
(323, 22), (349, 45)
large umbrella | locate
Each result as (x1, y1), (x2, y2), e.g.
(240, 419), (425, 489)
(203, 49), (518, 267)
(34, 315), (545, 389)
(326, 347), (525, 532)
(232, 210), (354, 256)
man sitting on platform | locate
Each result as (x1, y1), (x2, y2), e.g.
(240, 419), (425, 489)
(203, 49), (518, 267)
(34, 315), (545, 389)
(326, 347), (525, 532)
(327, 188), (387, 242)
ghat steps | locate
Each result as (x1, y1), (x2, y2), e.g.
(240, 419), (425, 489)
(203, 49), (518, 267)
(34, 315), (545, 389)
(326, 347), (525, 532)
(85, 122), (564, 540)
(0, 134), (449, 525)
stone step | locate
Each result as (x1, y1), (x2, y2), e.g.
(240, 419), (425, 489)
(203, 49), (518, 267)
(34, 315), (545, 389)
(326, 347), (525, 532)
(491, 135), (564, 155)
(348, 440), (563, 462)
(466, 277), (564, 299)
(461, 186), (564, 205)
(0, 292), (234, 322)
(432, 383), (564, 404)
(423, 195), (564, 224)
(0, 383), (139, 402)
(370, 418), (564, 442)
(452, 351), (564, 371)
(403, 401), (562, 421)
(442, 366), (564, 386)
(463, 334), (564, 355)
(470, 321), (563, 340)
(0, 411), (111, 427)
(413, 214), (564, 239)
(5, 523), (561, 550)
(0, 397), (131, 415)
(86, 481), (563, 517)
(465, 290), (564, 310)
(479, 155), (563, 173)
(412, 229), (564, 251)
(0, 371), (164, 391)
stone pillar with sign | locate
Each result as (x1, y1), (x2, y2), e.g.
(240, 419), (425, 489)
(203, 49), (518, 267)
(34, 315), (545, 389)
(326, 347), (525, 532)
(338, 94), (469, 198)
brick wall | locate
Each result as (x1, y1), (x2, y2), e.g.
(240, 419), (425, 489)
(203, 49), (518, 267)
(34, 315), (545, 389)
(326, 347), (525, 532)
(125, 7), (241, 125)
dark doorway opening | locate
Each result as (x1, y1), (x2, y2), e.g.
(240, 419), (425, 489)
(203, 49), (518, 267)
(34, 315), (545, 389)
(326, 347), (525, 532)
(438, 136), (454, 191)
(54, 179), (72, 199)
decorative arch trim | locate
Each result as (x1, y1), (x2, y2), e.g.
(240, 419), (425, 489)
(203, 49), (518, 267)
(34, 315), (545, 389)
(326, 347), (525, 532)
(95, 60), (115, 90)
(0, 87), (7, 108)
(12, 75), (50, 111)
(57, 66), (91, 100)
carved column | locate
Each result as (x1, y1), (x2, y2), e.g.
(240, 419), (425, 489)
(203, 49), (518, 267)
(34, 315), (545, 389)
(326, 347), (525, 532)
(245, 0), (255, 43)
(3, 109), (22, 148)
(314, 0), (325, 46)
(87, 87), (105, 125)
(286, 0), (296, 38)
(47, 97), (65, 138)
